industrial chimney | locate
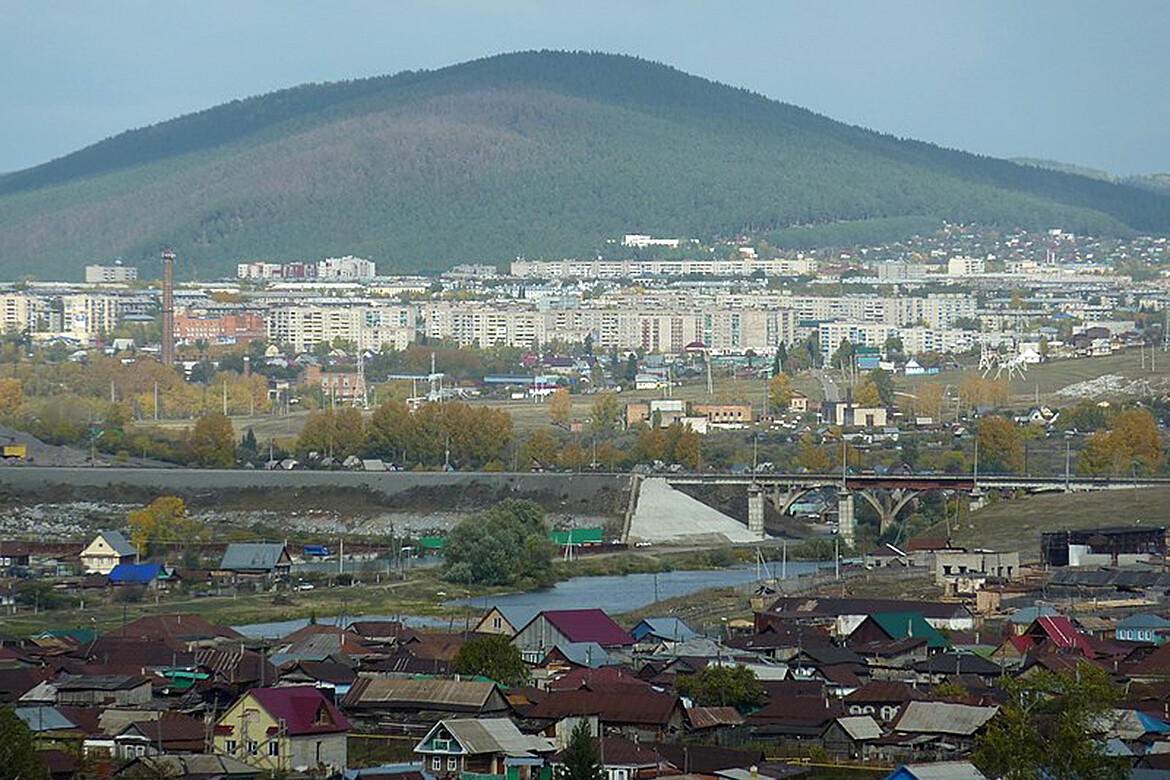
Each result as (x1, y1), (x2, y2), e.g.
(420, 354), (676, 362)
(161, 250), (175, 366)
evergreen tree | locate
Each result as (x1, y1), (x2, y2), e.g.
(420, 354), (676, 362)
(0, 706), (47, 780)
(558, 719), (603, 780)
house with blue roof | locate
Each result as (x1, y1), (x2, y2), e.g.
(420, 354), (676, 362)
(630, 618), (699, 648)
(108, 563), (176, 588)
(1116, 614), (1170, 645)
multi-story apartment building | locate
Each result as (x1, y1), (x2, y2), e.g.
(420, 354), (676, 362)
(0, 293), (38, 334)
(176, 311), (266, 346)
(84, 263), (138, 283)
(56, 294), (119, 341)
(267, 304), (414, 352)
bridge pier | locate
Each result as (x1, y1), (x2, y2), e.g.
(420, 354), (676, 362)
(771, 486), (812, 517)
(857, 488), (921, 536)
(837, 492), (855, 547)
(748, 484), (765, 538)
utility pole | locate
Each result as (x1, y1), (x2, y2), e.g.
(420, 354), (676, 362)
(153, 381), (159, 421)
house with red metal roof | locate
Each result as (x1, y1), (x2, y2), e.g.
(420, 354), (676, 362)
(212, 685), (350, 773)
(511, 609), (633, 662)
(1025, 616), (1096, 658)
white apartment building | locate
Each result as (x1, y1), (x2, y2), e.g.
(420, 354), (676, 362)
(818, 321), (898, 355)
(267, 304), (414, 353)
(947, 256), (986, 276)
(622, 234), (681, 249)
(898, 327), (978, 355)
(237, 262), (284, 280)
(54, 294), (119, 342)
(318, 256), (377, 280)
(84, 263), (137, 283)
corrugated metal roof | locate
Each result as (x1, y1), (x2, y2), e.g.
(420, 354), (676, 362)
(893, 702), (998, 736)
(347, 678), (497, 708)
(15, 706), (76, 732)
(898, 761), (988, 780)
(835, 715), (882, 741)
(95, 530), (137, 557)
(219, 543), (288, 571)
(541, 609), (633, 646)
(440, 718), (553, 756)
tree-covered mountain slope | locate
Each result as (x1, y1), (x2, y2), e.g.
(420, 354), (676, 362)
(2, 50), (1168, 279)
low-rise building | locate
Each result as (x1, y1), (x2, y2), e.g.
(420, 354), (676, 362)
(212, 685), (350, 772)
(80, 531), (137, 575)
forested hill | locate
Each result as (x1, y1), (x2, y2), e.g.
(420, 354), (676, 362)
(3, 50), (1170, 280)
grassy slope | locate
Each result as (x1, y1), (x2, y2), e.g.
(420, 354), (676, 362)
(1, 51), (1168, 279)
(937, 487), (1170, 554)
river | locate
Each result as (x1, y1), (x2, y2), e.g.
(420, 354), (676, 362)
(233, 561), (826, 638)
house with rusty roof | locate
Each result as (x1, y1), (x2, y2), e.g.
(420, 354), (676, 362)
(342, 678), (508, 730)
(528, 688), (684, 741)
(550, 735), (662, 780)
(512, 610), (633, 662)
(212, 685), (350, 773)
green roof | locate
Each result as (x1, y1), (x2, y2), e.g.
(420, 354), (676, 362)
(868, 612), (949, 649)
(550, 528), (604, 545)
(419, 536), (445, 550)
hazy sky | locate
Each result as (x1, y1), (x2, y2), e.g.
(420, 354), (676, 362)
(2, 1), (1168, 175)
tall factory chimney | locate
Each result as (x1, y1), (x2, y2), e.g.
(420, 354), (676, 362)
(161, 250), (175, 366)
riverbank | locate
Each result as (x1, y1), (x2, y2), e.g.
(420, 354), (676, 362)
(0, 547), (773, 637)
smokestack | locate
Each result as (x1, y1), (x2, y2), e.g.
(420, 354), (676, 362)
(162, 250), (175, 365)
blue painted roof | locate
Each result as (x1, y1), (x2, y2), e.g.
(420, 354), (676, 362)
(631, 618), (699, 643)
(108, 563), (163, 582)
(1117, 614), (1170, 630)
(1137, 711), (1170, 734)
(15, 706), (76, 732)
(546, 642), (611, 668)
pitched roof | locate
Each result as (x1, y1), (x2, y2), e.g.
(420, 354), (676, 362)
(914, 653), (1003, 676)
(685, 706), (744, 730)
(245, 685), (350, 735)
(844, 680), (925, 704)
(892, 701), (998, 736)
(528, 689), (680, 725)
(14, 706), (76, 732)
(92, 530), (137, 557)
(834, 715), (882, 741)
(1030, 616), (1095, 657)
(890, 761), (988, 780)
(632, 618), (699, 643)
(537, 609), (633, 646)
(545, 642), (611, 669)
(108, 564), (164, 582)
(492, 607), (539, 631)
(1117, 614), (1170, 630)
(420, 718), (552, 757)
(863, 613), (949, 649)
(118, 613), (244, 643)
(218, 543), (289, 571)
(343, 678), (498, 710)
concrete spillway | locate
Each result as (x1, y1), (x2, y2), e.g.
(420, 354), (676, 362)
(628, 477), (761, 545)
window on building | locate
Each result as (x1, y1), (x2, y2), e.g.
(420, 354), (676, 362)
(247, 740), (258, 755)
(492, 617), (502, 630)
(269, 741), (280, 756)
(432, 757), (442, 771)
(225, 740), (237, 753)
(447, 758), (458, 771)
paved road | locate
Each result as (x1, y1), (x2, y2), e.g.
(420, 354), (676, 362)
(815, 369), (841, 402)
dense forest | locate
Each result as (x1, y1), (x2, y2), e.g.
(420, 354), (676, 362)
(2, 50), (1169, 280)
